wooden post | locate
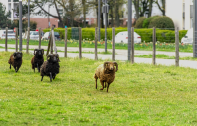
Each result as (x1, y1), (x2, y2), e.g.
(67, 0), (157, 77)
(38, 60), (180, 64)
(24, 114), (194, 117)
(26, 27), (30, 54)
(5, 27), (8, 52)
(51, 26), (57, 54)
(65, 28), (67, 57)
(112, 27), (115, 61)
(46, 35), (51, 56)
(152, 27), (156, 65)
(175, 27), (179, 66)
(15, 28), (18, 52)
(79, 27), (82, 59)
(39, 27), (41, 49)
(95, 27), (98, 60)
(131, 27), (134, 64)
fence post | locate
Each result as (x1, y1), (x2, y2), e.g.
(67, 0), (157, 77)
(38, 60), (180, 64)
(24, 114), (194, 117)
(5, 27), (8, 52)
(131, 27), (134, 64)
(95, 27), (98, 60)
(39, 27), (41, 49)
(65, 28), (67, 57)
(152, 27), (156, 65)
(112, 27), (115, 61)
(51, 26), (57, 54)
(175, 27), (179, 66)
(46, 35), (51, 56)
(26, 27), (30, 54)
(79, 27), (82, 59)
(15, 28), (18, 52)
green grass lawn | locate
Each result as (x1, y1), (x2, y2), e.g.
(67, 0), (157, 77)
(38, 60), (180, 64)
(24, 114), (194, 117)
(0, 39), (193, 52)
(1, 52), (197, 125)
(135, 54), (197, 61)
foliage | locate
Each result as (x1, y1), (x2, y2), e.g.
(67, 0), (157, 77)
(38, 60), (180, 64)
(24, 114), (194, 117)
(134, 28), (187, 43)
(148, 16), (175, 29)
(43, 27), (128, 40)
(135, 17), (146, 28)
(13, 20), (37, 31)
(142, 16), (160, 28)
(0, 2), (12, 28)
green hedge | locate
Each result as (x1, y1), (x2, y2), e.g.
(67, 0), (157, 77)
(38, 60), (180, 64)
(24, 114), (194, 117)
(43, 27), (127, 41)
(43, 28), (188, 43)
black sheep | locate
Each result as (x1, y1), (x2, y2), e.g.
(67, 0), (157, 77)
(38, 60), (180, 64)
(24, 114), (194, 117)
(40, 54), (60, 82)
(31, 49), (44, 72)
(8, 52), (23, 72)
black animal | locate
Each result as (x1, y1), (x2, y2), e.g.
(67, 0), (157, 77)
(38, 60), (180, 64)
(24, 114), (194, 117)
(8, 52), (23, 72)
(31, 49), (44, 72)
(40, 54), (60, 82)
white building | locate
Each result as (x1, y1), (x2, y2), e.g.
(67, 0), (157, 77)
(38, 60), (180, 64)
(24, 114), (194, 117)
(166, 0), (193, 30)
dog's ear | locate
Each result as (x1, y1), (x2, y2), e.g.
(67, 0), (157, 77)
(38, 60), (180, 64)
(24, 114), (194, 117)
(13, 52), (16, 59)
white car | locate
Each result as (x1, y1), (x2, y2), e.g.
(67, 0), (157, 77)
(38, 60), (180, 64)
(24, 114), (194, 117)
(115, 31), (141, 43)
(0, 30), (15, 39)
(181, 28), (193, 44)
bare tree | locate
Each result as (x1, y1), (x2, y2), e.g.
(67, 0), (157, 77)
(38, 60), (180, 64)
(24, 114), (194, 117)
(33, 0), (64, 27)
(155, 0), (165, 16)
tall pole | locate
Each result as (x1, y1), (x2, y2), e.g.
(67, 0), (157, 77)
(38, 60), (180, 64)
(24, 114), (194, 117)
(19, 0), (22, 52)
(98, 0), (100, 41)
(28, 0), (30, 27)
(193, 0), (197, 57)
(102, 0), (109, 53)
(128, 0), (132, 60)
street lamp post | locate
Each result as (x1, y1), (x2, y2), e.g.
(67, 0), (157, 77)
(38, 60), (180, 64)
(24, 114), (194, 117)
(127, 0), (132, 60)
(193, 0), (197, 57)
(19, 0), (22, 52)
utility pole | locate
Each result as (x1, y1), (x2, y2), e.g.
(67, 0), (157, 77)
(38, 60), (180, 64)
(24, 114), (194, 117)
(28, 0), (30, 27)
(127, 0), (132, 60)
(102, 0), (109, 53)
(98, 0), (101, 41)
(193, 0), (197, 57)
(19, 0), (22, 52)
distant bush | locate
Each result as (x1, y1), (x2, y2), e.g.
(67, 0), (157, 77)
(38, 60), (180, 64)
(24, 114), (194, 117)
(135, 17), (146, 28)
(142, 16), (160, 28)
(43, 27), (127, 40)
(148, 16), (175, 29)
(43, 27), (187, 43)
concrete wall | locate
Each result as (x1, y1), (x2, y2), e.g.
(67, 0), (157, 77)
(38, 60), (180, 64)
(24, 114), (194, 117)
(166, 0), (183, 30)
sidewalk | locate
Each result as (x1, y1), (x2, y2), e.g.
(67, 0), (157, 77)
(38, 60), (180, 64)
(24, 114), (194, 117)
(0, 44), (196, 69)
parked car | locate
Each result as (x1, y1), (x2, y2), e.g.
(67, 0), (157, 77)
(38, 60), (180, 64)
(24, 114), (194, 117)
(0, 30), (15, 39)
(22, 31), (44, 40)
(115, 31), (141, 43)
(181, 28), (193, 44)
(42, 32), (60, 40)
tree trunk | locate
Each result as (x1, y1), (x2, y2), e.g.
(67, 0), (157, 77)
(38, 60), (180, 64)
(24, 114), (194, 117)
(101, 13), (104, 28)
(133, 0), (139, 20)
(162, 0), (165, 16)
(148, 0), (153, 18)
(82, 0), (86, 27)
(115, 0), (119, 27)
(110, 5), (114, 27)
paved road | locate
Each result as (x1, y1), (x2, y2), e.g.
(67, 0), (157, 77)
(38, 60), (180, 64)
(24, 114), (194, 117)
(0, 44), (197, 69)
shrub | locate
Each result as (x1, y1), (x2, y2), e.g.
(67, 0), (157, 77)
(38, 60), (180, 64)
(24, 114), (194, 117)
(43, 27), (187, 43)
(148, 16), (174, 29)
(135, 17), (146, 28)
(142, 16), (160, 28)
